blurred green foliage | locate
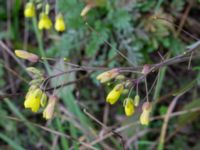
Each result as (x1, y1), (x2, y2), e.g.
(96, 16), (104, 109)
(0, 0), (200, 150)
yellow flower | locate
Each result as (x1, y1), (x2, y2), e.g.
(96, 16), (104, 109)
(24, 88), (43, 112)
(134, 95), (140, 107)
(124, 98), (135, 116)
(140, 102), (152, 125)
(97, 68), (119, 83)
(38, 13), (52, 30)
(55, 13), (66, 32)
(106, 84), (123, 105)
(43, 95), (58, 120)
(24, 2), (35, 18)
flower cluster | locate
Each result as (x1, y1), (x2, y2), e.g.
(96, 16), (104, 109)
(24, 86), (46, 112)
(24, 1), (65, 32)
(15, 50), (58, 120)
(23, 67), (58, 120)
(97, 69), (152, 125)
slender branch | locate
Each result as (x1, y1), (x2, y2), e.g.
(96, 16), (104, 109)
(88, 106), (200, 147)
(0, 115), (98, 150)
(0, 41), (32, 77)
(43, 40), (200, 91)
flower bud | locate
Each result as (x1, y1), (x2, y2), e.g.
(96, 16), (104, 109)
(96, 68), (119, 83)
(26, 67), (43, 78)
(40, 93), (47, 107)
(115, 75), (125, 80)
(45, 3), (50, 15)
(15, 50), (39, 63)
(55, 13), (66, 32)
(134, 95), (140, 107)
(142, 64), (150, 75)
(43, 95), (58, 120)
(38, 12), (52, 30)
(106, 84), (124, 105)
(81, 4), (93, 17)
(142, 102), (152, 111)
(29, 78), (44, 86)
(140, 102), (152, 125)
(124, 98), (135, 116)
(24, 2), (35, 18)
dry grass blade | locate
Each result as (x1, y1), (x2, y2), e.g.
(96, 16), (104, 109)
(0, 41), (32, 77)
(157, 94), (182, 150)
(0, 115), (98, 150)
(83, 109), (126, 150)
(89, 104), (200, 147)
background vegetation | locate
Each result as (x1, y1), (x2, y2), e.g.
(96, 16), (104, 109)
(0, 0), (200, 149)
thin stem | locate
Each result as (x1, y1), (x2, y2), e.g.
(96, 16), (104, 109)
(128, 85), (134, 99)
(136, 81), (139, 95)
(145, 77), (149, 102)
(32, 17), (51, 73)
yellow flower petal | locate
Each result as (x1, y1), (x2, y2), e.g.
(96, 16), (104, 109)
(38, 13), (52, 30)
(106, 84), (123, 105)
(55, 14), (66, 32)
(24, 2), (35, 18)
(24, 88), (42, 112)
(124, 98), (135, 116)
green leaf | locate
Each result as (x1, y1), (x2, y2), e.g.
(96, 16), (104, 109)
(86, 21), (109, 57)
(108, 9), (131, 30)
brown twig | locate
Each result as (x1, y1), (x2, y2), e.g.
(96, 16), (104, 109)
(44, 39), (200, 91)
(83, 109), (126, 150)
(0, 115), (98, 150)
(88, 106), (200, 147)
(157, 94), (182, 150)
(0, 41), (32, 77)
